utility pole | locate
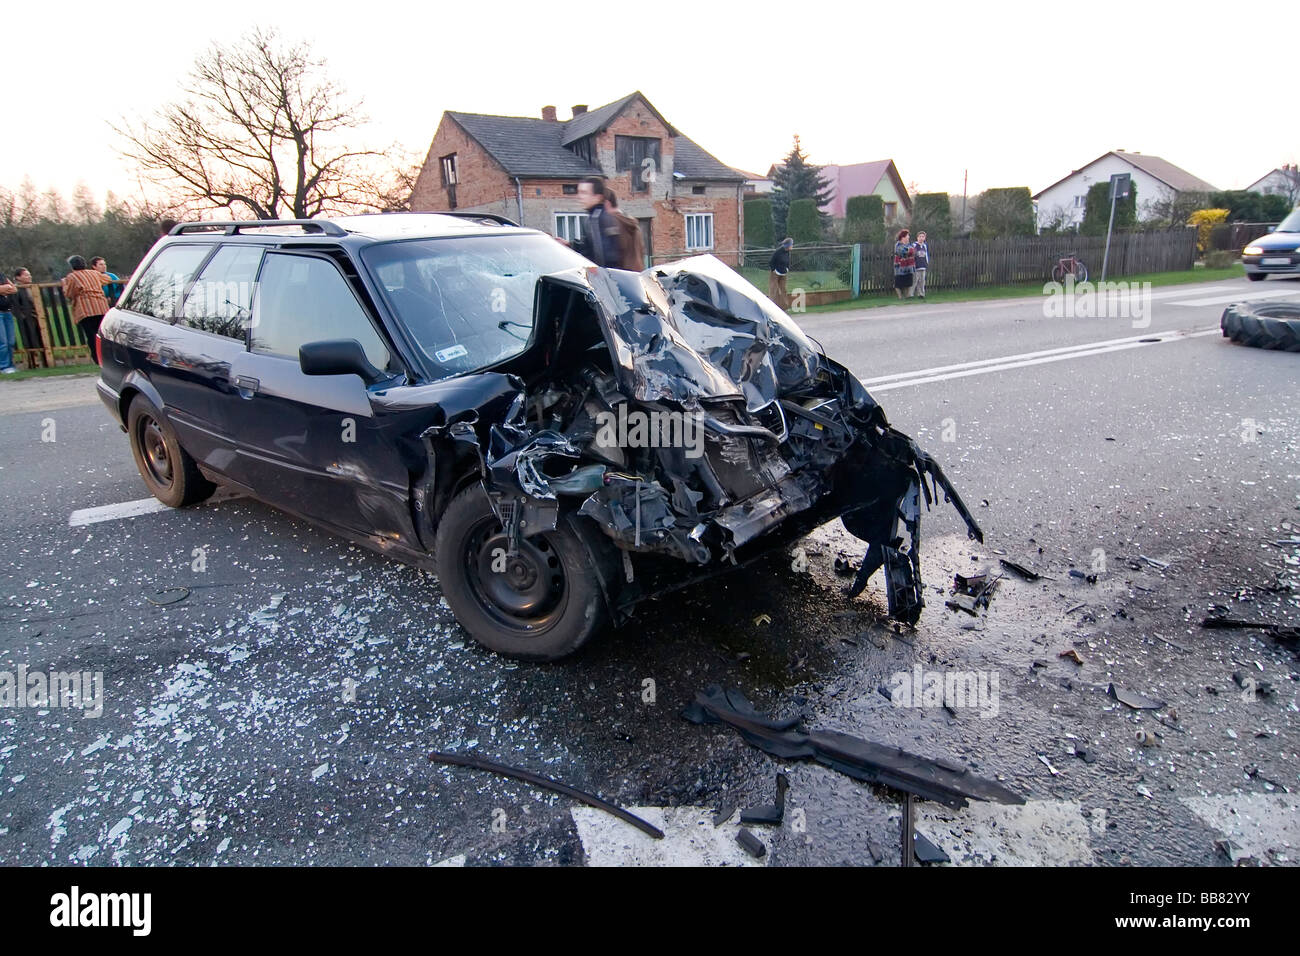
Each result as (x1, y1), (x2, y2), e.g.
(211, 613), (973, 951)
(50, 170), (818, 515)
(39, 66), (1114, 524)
(1101, 172), (1130, 282)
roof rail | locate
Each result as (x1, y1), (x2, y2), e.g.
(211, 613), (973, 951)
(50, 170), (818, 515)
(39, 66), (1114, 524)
(433, 211), (519, 227)
(168, 219), (348, 237)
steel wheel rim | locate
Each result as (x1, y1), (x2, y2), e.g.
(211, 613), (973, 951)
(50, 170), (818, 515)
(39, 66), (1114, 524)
(465, 518), (568, 634)
(139, 416), (173, 486)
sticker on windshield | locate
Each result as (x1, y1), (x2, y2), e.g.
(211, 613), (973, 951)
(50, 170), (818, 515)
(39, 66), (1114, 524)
(435, 344), (469, 362)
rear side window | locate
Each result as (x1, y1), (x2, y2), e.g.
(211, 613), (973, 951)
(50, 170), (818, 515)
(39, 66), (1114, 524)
(122, 244), (211, 320)
(179, 245), (263, 340)
(250, 253), (391, 370)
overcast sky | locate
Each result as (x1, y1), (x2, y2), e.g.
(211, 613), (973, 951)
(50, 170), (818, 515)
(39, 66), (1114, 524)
(7, 0), (1294, 211)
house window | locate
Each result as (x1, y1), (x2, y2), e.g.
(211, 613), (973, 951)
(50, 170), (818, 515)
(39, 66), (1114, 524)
(684, 213), (713, 251)
(692, 185), (706, 195)
(439, 154), (458, 209)
(884, 202), (898, 222)
(555, 212), (585, 243)
(1074, 194), (1085, 208)
(563, 184), (578, 195)
(615, 135), (661, 192)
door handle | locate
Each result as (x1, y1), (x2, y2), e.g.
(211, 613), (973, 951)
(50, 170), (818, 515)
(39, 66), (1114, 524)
(233, 375), (260, 398)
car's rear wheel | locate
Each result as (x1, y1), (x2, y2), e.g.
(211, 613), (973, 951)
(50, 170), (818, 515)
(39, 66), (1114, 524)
(126, 395), (216, 507)
(1246, 272), (1267, 281)
(434, 485), (612, 660)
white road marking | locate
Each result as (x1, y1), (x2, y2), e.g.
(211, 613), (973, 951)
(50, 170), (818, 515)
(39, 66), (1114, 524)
(862, 327), (1220, 392)
(1181, 793), (1300, 864)
(571, 806), (767, 866)
(908, 799), (1096, 866)
(69, 489), (243, 527)
(1167, 287), (1300, 307)
(69, 497), (171, 527)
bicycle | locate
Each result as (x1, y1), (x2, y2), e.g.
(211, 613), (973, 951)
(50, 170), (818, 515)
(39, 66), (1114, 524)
(1051, 252), (1088, 283)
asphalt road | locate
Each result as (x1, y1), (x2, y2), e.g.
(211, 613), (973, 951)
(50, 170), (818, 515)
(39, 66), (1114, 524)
(1, 273), (1297, 867)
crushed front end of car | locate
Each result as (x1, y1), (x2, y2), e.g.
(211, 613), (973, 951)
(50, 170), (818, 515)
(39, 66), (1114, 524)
(432, 254), (982, 630)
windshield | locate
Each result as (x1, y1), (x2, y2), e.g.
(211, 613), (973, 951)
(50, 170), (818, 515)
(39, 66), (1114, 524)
(1275, 208), (1300, 233)
(361, 233), (590, 376)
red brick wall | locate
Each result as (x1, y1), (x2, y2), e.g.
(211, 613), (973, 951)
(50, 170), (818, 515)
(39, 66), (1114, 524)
(410, 117), (514, 212)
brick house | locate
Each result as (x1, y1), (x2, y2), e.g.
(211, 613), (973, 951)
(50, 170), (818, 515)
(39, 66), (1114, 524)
(409, 92), (745, 265)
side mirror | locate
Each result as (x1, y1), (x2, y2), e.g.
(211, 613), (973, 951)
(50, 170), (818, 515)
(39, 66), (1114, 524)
(299, 339), (383, 384)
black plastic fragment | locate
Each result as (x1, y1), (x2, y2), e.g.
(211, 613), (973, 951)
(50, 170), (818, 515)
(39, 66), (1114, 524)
(741, 773), (789, 825)
(735, 828), (767, 858)
(913, 831), (950, 864)
(683, 686), (1024, 809)
(998, 558), (1041, 581)
(712, 802), (737, 827)
(1107, 683), (1163, 710)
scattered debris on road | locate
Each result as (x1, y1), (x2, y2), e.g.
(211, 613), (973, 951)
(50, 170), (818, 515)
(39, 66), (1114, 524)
(1107, 684), (1164, 710)
(741, 773), (789, 826)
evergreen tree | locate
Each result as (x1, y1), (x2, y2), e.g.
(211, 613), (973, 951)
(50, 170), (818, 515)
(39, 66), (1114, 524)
(771, 135), (833, 239)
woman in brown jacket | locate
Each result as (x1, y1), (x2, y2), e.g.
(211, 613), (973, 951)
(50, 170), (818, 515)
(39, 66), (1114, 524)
(61, 256), (112, 364)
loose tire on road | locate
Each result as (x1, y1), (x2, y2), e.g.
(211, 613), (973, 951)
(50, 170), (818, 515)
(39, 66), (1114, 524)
(1220, 301), (1300, 352)
(434, 484), (613, 661)
(126, 394), (216, 508)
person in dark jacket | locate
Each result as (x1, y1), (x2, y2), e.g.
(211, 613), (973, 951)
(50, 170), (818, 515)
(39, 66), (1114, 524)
(768, 237), (793, 309)
(11, 268), (44, 368)
(893, 229), (915, 299)
(912, 232), (930, 299)
(0, 271), (16, 373)
(568, 176), (622, 267)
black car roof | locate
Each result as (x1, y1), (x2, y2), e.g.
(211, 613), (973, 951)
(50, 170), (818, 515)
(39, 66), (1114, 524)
(165, 212), (526, 246)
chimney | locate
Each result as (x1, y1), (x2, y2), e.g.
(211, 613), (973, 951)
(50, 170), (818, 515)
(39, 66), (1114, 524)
(541, 105), (557, 122)
(571, 104), (588, 118)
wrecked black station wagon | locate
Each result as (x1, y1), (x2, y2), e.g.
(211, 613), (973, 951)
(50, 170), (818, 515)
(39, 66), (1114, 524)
(98, 213), (981, 659)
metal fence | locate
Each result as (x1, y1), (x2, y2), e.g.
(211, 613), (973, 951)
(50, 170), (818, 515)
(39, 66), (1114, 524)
(11, 280), (126, 368)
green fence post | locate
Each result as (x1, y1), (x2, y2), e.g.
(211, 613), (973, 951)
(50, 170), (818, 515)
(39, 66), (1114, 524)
(851, 244), (861, 298)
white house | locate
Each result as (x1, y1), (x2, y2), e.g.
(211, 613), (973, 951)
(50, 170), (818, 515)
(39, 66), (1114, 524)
(1245, 165), (1299, 204)
(1033, 150), (1218, 230)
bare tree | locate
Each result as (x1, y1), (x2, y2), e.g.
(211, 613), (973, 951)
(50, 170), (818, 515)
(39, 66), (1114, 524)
(116, 29), (387, 220)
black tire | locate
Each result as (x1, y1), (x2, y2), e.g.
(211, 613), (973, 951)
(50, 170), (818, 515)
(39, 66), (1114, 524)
(1246, 273), (1267, 282)
(1050, 264), (1066, 283)
(126, 395), (216, 507)
(1075, 262), (1088, 283)
(1220, 301), (1300, 352)
(434, 485), (612, 660)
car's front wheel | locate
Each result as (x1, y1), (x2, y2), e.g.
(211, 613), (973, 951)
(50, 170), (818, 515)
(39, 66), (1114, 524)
(434, 485), (612, 660)
(126, 395), (215, 508)
(1246, 272), (1267, 281)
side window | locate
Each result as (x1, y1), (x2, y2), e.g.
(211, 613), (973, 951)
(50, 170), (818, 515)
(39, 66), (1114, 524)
(122, 245), (211, 320)
(250, 253), (391, 371)
(179, 245), (263, 339)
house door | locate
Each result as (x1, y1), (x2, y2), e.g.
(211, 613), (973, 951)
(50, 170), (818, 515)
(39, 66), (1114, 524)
(638, 218), (653, 268)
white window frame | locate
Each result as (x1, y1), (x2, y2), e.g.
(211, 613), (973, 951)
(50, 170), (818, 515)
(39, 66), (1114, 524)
(684, 212), (714, 251)
(554, 212), (585, 243)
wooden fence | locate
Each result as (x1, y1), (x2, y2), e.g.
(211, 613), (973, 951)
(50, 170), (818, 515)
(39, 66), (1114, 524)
(9, 279), (127, 368)
(855, 229), (1197, 295)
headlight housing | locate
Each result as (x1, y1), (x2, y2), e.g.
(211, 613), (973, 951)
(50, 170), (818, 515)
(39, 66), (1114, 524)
(1243, 245), (1264, 255)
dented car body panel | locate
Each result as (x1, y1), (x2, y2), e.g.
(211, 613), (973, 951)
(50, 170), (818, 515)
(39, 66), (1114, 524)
(425, 253), (983, 626)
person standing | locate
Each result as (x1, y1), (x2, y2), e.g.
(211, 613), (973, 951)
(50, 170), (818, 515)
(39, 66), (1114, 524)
(11, 268), (44, 368)
(568, 176), (623, 268)
(604, 190), (646, 270)
(913, 231), (930, 299)
(769, 237), (793, 309)
(893, 229), (916, 299)
(91, 256), (122, 306)
(0, 271), (17, 374)
(61, 256), (112, 365)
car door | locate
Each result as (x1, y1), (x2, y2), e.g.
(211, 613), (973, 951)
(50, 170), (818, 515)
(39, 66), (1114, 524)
(169, 243), (265, 479)
(226, 250), (418, 545)
(110, 243), (215, 443)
